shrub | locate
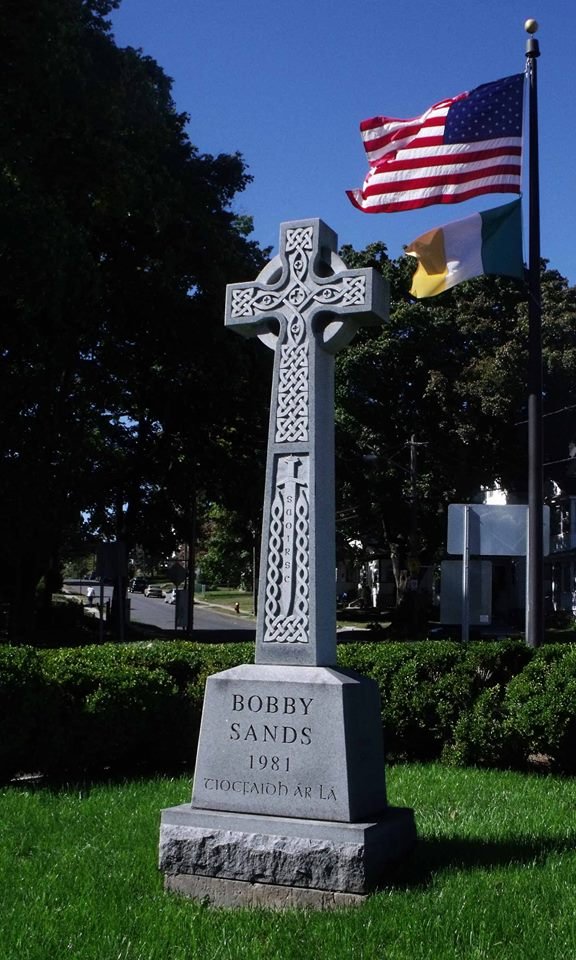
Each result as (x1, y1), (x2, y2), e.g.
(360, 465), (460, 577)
(0, 646), (45, 779)
(39, 645), (191, 775)
(503, 646), (576, 772)
(82, 667), (180, 770)
(445, 685), (508, 768)
(460, 639), (532, 691)
(33, 641), (256, 776)
(445, 644), (576, 772)
(382, 643), (469, 759)
(1, 638), (575, 778)
(339, 640), (529, 761)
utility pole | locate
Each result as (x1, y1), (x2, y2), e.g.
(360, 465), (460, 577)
(185, 492), (196, 637)
(407, 434), (428, 632)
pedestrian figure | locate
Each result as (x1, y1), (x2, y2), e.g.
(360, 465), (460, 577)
(86, 586), (95, 606)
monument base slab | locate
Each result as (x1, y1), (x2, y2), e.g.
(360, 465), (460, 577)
(159, 804), (416, 902)
(164, 874), (368, 910)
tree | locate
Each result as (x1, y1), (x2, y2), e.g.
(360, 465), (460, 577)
(196, 503), (255, 591)
(335, 243), (576, 616)
(0, 0), (269, 637)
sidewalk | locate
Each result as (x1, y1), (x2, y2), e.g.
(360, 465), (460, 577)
(194, 597), (369, 631)
(194, 597), (255, 619)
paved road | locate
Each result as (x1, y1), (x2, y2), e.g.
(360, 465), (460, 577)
(65, 582), (253, 633)
(65, 583), (362, 641)
(128, 593), (254, 632)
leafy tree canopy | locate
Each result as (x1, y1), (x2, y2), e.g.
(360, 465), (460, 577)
(196, 503), (255, 591)
(0, 0), (269, 635)
(336, 243), (576, 583)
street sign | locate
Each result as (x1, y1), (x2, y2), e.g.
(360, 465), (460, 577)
(167, 562), (187, 586)
(95, 541), (128, 579)
(447, 504), (550, 557)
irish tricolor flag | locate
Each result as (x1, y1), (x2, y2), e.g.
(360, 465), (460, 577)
(406, 199), (524, 298)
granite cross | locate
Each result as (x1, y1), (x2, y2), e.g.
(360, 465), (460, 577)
(159, 224), (416, 900)
(225, 219), (388, 666)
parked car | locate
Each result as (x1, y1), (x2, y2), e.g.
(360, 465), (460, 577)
(129, 577), (148, 593)
(164, 589), (177, 604)
(144, 585), (164, 599)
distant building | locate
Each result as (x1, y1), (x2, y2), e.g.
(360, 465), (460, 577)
(548, 485), (576, 614)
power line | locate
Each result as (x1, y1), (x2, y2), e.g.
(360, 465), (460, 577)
(516, 402), (576, 426)
(544, 456), (576, 468)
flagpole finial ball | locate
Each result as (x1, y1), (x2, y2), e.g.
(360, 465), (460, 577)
(524, 18), (539, 34)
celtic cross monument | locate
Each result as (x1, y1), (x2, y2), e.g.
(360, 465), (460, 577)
(226, 218), (384, 664)
(159, 220), (416, 909)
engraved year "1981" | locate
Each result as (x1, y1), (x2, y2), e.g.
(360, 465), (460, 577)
(249, 754), (290, 772)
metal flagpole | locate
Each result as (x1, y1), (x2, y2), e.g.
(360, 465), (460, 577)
(525, 19), (543, 647)
(461, 505), (470, 643)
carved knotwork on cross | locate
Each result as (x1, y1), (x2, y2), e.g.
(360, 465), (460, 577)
(225, 219), (389, 666)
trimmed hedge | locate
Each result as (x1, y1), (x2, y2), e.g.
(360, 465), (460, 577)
(338, 639), (532, 761)
(448, 646), (576, 772)
(0, 639), (574, 780)
(0, 646), (46, 777)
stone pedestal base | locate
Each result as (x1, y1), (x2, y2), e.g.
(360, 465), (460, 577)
(165, 874), (368, 910)
(159, 804), (416, 908)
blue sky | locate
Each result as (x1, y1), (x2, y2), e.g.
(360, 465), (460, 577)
(111, 0), (575, 284)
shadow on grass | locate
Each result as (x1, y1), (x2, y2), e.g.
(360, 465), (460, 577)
(385, 832), (576, 890)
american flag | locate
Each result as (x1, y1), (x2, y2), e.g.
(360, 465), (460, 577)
(347, 74), (525, 214)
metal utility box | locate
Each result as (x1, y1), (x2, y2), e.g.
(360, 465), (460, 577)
(440, 560), (492, 625)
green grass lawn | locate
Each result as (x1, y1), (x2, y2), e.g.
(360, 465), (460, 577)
(195, 588), (255, 615)
(1, 764), (575, 960)
(193, 589), (370, 629)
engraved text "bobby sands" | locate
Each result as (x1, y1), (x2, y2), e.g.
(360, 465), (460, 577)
(231, 694), (313, 715)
